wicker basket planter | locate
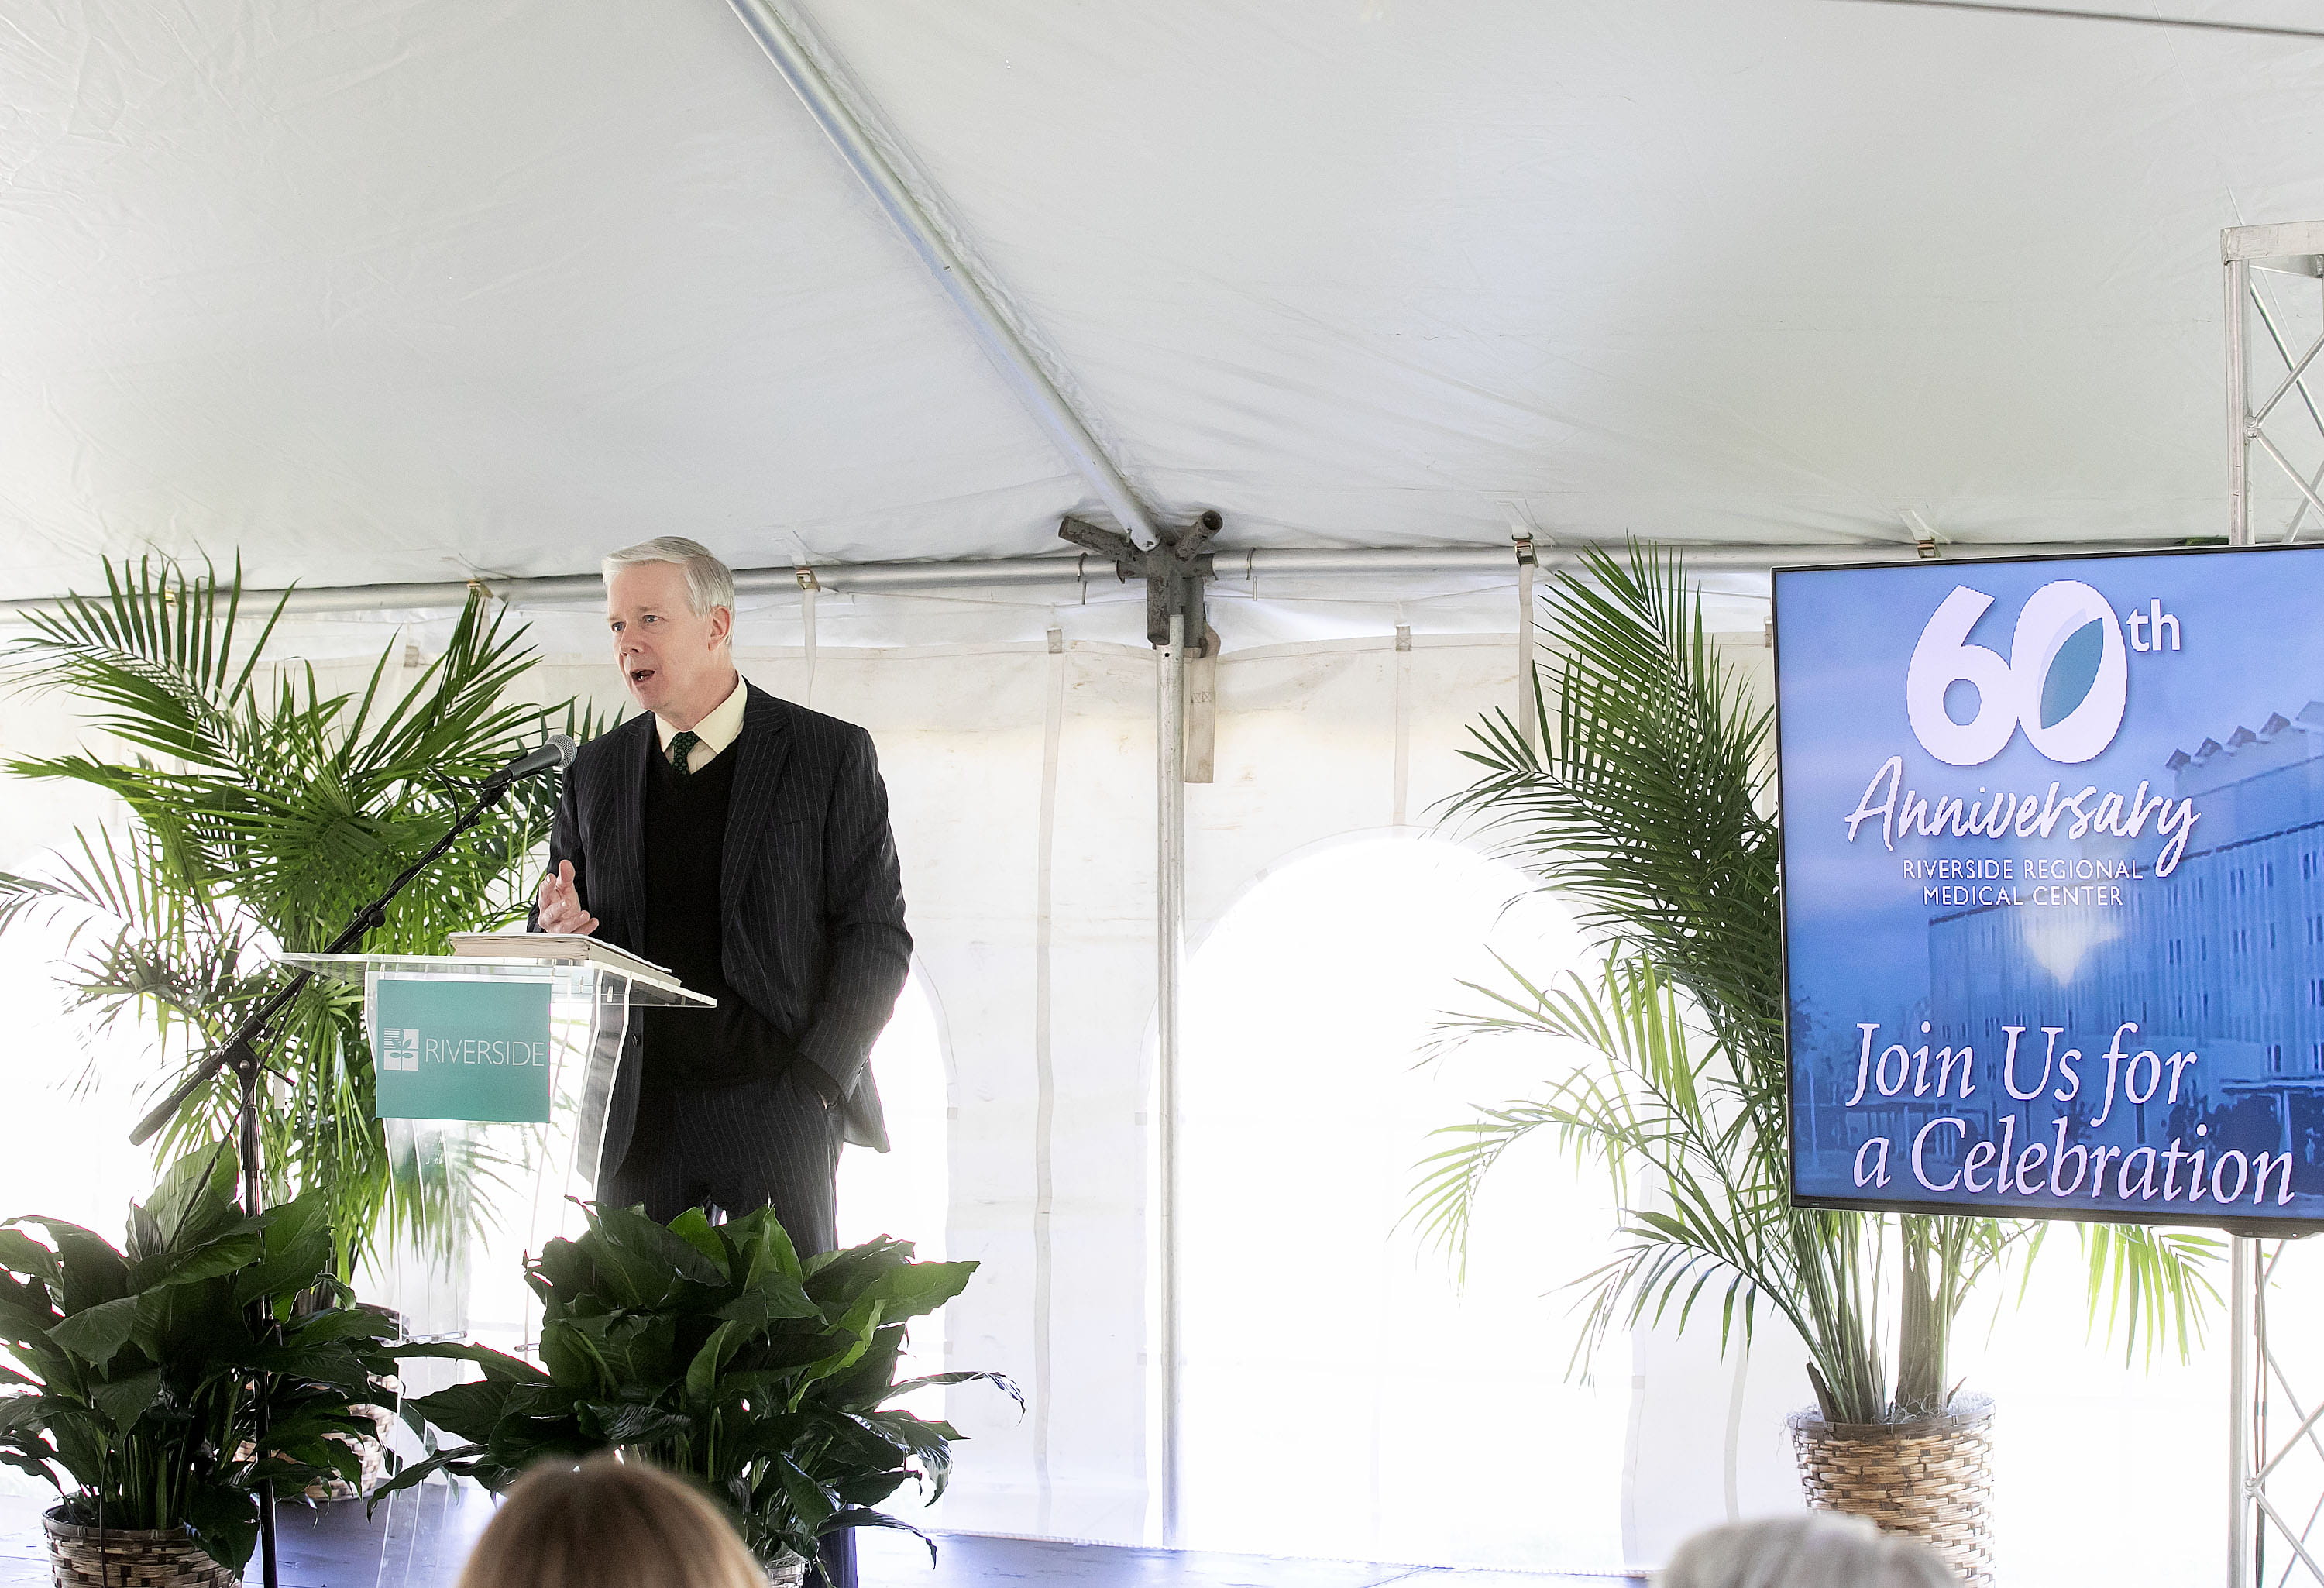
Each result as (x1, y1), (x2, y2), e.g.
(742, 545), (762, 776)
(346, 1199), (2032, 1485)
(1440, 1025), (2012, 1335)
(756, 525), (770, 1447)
(1786, 1392), (1996, 1587)
(766, 1551), (809, 1588)
(43, 1509), (239, 1588)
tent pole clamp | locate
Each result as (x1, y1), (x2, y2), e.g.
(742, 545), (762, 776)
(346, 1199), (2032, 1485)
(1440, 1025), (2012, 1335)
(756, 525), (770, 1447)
(1059, 510), (1224, 653)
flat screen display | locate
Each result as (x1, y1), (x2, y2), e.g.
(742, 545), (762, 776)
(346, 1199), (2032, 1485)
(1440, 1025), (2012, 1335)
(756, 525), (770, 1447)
(1776, 544), (2324, 1229)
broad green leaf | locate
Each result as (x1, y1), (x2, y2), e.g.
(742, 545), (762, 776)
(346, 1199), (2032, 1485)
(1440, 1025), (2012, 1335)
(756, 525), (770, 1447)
(885, 1370), (1019, 1410)
(48, 1297), (139, 1367)
(586, 1206), (724, 1304)
(591, 1401), (693, 1445)
(664, 1208), (731, 1276)
(8, 1221), (129, 1318)
(0, 1232), (61, 1291)
(284, 1308), (400, 1347)
(773, 1453), (838, 1531)
(394, 1341), (552, 1383)
(89, 1368), (161, 1430)
(858, 1262), (976, 1325)
(147, 1232), (264, 1291)
(139, 1144), (239, 1252)
(540, 1321), (610, 1394)
(229, 1205), (335, 1308)
(407, 1381), (517, 1444)
(686, 1319), (748, 1401)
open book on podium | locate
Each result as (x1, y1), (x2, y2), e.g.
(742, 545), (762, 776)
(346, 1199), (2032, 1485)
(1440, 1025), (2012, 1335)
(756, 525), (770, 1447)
(280, 934), (715, 1336)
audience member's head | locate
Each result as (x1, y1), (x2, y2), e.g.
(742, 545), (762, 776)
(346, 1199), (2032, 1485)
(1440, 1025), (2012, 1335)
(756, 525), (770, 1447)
(456, 1455), (765, 1588)
(1658, 1513), (1961, 1588)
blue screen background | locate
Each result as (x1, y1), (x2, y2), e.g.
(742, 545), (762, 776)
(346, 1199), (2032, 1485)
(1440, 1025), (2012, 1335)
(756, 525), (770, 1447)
(1776, 546), (2324, 1226)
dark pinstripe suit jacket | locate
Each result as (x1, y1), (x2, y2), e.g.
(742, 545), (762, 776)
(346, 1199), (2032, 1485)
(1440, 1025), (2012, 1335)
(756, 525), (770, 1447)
(540, 682), (912, 1157)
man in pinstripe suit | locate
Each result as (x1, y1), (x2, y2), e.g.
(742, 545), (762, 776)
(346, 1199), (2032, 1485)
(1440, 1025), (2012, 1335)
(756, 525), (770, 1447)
(531, 536), (912, 1269)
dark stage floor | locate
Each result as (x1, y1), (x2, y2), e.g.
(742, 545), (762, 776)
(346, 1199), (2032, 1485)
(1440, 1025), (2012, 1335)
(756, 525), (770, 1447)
(0, 1488), (1642, 1588)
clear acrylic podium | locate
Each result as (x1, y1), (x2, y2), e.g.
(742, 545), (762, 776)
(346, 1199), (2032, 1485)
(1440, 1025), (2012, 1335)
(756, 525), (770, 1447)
(284, 948), (712, 1347)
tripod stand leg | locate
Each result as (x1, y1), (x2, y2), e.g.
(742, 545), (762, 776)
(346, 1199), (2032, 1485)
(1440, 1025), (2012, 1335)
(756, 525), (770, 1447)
(258, 1488), (279, 1588)
(235, 1054), (282, 1588)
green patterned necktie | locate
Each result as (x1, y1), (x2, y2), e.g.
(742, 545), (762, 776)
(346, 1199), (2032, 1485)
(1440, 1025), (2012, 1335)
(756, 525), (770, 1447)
(668, 730), (701, 775)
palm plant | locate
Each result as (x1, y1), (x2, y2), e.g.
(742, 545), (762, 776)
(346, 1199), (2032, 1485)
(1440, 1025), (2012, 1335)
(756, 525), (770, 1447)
(1411, 541), (2216, 1425)
(0, 558), (600, 1277)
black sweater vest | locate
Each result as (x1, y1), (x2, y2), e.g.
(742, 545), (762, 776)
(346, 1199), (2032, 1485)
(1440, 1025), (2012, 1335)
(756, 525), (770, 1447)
(637, 742), (800, 1091)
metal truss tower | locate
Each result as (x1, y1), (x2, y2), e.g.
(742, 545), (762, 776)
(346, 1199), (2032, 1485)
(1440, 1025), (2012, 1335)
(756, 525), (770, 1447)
(2225, 221), (2324, 1588)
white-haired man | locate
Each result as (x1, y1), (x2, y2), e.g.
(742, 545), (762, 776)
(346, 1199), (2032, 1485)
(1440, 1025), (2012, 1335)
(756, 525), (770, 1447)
(532, 536), (910, 1257)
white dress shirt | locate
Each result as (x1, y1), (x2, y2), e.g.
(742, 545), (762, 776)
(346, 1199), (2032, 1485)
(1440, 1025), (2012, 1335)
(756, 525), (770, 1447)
(655, 673), (748, 772)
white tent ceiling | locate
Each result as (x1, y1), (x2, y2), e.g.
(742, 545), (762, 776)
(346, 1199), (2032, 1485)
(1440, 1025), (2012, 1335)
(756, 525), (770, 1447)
(8, 0), (2324, 603)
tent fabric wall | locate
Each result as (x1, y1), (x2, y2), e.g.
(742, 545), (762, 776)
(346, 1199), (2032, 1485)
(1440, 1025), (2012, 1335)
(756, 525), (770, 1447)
(711, 628), (1549, 1545)
(489, 620), (1813, 1565)
(0, 580), (1791, 1563)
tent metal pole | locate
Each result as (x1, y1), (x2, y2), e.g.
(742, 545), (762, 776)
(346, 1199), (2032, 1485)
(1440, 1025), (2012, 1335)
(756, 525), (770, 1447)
(0, 537), (2226, 621)
(1514, 536), (1539, 754)
(2225, 236), (2255, 1588)
(2230, 1236), (2253, 1588)
(2223, 252), (2250, 545)
(1155, 611), (1188, 1549)
(719, 0), (1161, 551)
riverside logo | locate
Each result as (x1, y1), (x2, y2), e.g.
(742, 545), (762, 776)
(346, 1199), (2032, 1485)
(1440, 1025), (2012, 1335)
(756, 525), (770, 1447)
(1904, 580), (2142, 766)
(380, 1028), (421, 1072)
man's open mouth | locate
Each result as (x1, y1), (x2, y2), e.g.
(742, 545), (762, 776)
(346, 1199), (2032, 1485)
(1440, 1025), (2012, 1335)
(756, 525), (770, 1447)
(628, 666), (656, 686)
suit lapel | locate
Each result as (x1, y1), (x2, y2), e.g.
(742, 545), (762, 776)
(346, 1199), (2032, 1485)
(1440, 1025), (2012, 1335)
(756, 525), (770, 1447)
(720, 683), (793, 908)
(605, 713), (653, 944)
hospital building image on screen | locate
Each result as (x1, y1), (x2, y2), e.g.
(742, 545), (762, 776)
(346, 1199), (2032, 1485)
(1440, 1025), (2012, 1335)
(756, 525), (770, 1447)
(1793, 700), (2324, 1216)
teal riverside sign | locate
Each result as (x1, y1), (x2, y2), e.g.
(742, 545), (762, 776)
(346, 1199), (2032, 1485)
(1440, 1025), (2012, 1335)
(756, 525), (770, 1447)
(371, 974), (554, 1124)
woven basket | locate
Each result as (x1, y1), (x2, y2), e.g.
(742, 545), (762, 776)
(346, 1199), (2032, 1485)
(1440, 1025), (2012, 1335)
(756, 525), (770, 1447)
(1787, 1393), (1996, 1587)
(43, 1510), (239, 1588)
(767, 1551), (808, 1588)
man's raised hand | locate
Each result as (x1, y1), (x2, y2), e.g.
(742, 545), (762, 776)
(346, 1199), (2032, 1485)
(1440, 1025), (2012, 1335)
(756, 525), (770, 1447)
(535, 859), (599, 937)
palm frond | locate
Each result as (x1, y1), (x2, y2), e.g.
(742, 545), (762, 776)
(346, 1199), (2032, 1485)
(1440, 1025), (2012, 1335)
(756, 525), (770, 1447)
(1416, 538), (2217, 1425)
(0, 558), (284, 770)
(2079, 1222), (2223, 1363)
(0, 559), (593, 1277)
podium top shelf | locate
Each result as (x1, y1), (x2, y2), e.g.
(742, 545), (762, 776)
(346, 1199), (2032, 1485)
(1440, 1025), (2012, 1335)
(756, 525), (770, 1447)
(281, 953), (716, 1008)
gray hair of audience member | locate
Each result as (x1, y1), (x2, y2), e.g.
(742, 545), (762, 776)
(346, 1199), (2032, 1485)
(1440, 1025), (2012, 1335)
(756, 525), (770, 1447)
(1657, 1514), (1961, 1588)
(601, 536), (737, 620)
(454, 1454), (765, 1588)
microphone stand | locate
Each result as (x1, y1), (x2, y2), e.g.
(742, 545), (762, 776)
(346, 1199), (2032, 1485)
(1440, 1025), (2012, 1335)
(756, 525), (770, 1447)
(130, 778), (521, 1588)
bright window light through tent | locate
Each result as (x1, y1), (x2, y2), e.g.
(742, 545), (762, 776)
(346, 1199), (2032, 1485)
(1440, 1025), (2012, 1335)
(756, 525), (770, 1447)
(0, 906), (203, 1499)
(1174, 834), (1628, 1573)
(839, 971), (950, 1412)
(839, 970), (948, 1263)
(0, 910), (158, 1265)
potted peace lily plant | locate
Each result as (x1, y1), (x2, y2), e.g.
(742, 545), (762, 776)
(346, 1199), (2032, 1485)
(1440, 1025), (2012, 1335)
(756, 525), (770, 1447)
(0, 1145), (402, 1587)
(1411, 543), (2217, 1586)
(380, 1201), (1015, 1585)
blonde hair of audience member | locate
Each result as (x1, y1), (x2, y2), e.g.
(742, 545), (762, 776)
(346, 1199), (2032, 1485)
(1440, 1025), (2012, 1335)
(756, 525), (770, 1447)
(456, 1455), (767, 1588)
(1658, 1513), (1961, 1588)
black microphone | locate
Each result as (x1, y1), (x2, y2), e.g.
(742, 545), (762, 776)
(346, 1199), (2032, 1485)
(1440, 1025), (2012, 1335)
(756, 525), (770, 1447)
(482, 733), (579, 789)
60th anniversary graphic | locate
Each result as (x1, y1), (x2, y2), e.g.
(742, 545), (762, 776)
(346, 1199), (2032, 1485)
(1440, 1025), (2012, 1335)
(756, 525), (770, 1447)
(1776, 546), (2324, 1229)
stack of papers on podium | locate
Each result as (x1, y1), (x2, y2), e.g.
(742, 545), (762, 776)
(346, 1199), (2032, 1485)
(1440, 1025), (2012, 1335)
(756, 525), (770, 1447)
(449, 933), (677, 984)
